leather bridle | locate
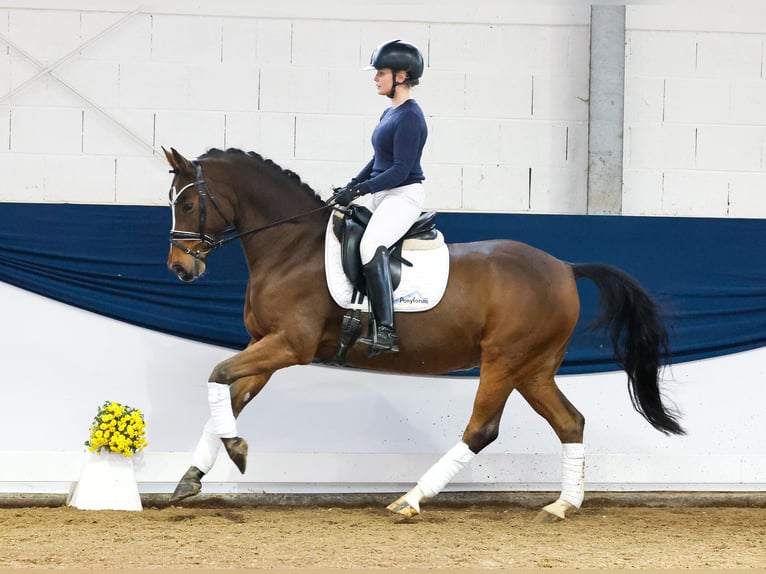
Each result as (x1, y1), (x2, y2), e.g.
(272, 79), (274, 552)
(169, 161), (337, 260)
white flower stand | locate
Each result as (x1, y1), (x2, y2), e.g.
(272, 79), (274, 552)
(67, 450), (142, 511)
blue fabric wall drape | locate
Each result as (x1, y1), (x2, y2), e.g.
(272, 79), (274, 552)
(1, 203), (764, 374)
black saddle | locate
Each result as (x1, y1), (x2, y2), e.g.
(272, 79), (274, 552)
(332, 205), (438, 298)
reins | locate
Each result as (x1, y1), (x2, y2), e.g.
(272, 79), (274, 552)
(169, 160), (341, 260)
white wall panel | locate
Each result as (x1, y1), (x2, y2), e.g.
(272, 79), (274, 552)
(500, 121), (583, 168)
(0, 153), (44, 201)
(10, 106), (82, 153)
(291, 20), (361, 69)
(0, 52), (10, 96)
(623, 76), (663, 124)
(695, 33), (763, 79)
(661, 171), (731, 217)
(82, 109), (155, 156)
(253, 19), (292, 65)
(327, 69), (382, 117)
(413, 71), (465, 117)
(0, 4), (763, 216)
(79, 12), (152, 62)
(115, 155), (171, 204)
(529, 166), (587, 214)
(626, 4), (766, 34)
(429, 117), (501, 165)
(8, 58), (79, 107)
(56, 60), (120, 108)
(429, 24), (503, 71)
(422, 164), (463, 210)
(6, 57), (41, 105)
(465, 73), (532, 119)
(188, 62), (260, 112)
(624, 125), (696, 170)
(43, 155), (116, 203)
(621, 169), (663, 216)
(696, 126), (765, 172)
(532, 74), (589, 121)
(295, 114), (366, 162)
(461, 164), (529, 212)
(7, 9), (81, 63)
(727, 172), (766, 217)
(625, 30), (696, 77)
(501, 25), (591, 75)
(663, 78), (731, 125)
(730, 80), (766, 126)
(154, 110), (225, 154)
(624, 5), (766, 218)
(259, 67), (329, 113)
(224, 111), (295, 160)
(0, 106), (8, 151)
(220, 17), (257, 63)
(151, 15), (223, 63)
(118, 61), (190, 109)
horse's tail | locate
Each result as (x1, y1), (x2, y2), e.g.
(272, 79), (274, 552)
(572, 262), (685, 436)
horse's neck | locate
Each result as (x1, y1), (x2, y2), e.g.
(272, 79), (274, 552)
(239, 220), (325, 277)
(233, 182), (326, 268)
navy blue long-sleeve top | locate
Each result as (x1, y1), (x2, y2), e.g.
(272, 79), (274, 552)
(353, 99), (427, 194)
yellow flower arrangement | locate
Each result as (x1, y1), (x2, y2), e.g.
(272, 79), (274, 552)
(85, 401), (147, 456)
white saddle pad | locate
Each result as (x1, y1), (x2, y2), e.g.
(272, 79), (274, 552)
(324, 215), (450, 312)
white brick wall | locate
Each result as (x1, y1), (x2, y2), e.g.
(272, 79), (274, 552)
(0, 3), (762, 218)
(623, 5), (766, 218)
(0, 2), (591, 214)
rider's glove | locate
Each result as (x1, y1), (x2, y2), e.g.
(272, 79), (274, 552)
(332, 185), (359, 206)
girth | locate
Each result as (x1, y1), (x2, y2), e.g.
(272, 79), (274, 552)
(331, 205), (438, 297)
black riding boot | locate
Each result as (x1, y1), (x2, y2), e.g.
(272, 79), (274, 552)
(359, 246), (399, 356)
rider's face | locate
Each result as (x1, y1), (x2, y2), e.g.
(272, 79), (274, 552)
(374, 68), (394, 96)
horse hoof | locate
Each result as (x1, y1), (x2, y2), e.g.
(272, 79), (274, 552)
(169, 466), (204, 503)
(534, 509), (563, 523)
(222, 436), (248, 474)
(386, 497), (420, 518)
(533, 498), (577, 523)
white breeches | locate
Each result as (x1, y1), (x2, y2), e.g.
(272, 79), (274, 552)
(357, 183), (425, 264)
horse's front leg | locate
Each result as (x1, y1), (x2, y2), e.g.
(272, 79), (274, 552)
(169, 334), (302, 503)
(169, 374), (266, 503)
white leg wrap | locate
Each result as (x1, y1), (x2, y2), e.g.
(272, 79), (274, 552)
(190, 420), (222, 474)
(207, 382), (237, 438)
(417, 441), (475, 499)
(560, 442), (585, 508)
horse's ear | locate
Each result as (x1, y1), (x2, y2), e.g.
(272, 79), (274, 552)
(163, 146), (195, 176)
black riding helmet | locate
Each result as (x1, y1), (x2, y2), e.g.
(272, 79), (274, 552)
(366, 39), (424, 98)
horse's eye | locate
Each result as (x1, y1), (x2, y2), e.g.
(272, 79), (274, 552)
(182, 202), (194, 214)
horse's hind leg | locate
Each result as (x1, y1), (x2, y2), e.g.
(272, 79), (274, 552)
(387, 361), (512, 517)
(517, 378), (585, 522)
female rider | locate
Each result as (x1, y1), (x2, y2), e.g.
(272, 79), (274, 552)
(333, 39), (428, 356)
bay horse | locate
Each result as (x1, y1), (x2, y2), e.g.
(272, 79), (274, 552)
(163, 147), (684, 521)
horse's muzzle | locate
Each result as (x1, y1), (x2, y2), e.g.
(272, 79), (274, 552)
(170, 262), (198, 282)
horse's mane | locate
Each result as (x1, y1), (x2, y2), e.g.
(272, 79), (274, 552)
(201, 147), (324, 204)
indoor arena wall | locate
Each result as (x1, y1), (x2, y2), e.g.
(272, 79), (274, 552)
(1, 2), (764, 495)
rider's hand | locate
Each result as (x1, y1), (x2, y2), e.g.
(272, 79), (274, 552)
(332, 185), (359, 206)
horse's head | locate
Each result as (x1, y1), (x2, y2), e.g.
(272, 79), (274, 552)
(164, 147), (232, 282)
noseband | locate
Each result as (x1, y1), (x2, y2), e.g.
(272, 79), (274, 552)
(169, 161), (336, 260)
